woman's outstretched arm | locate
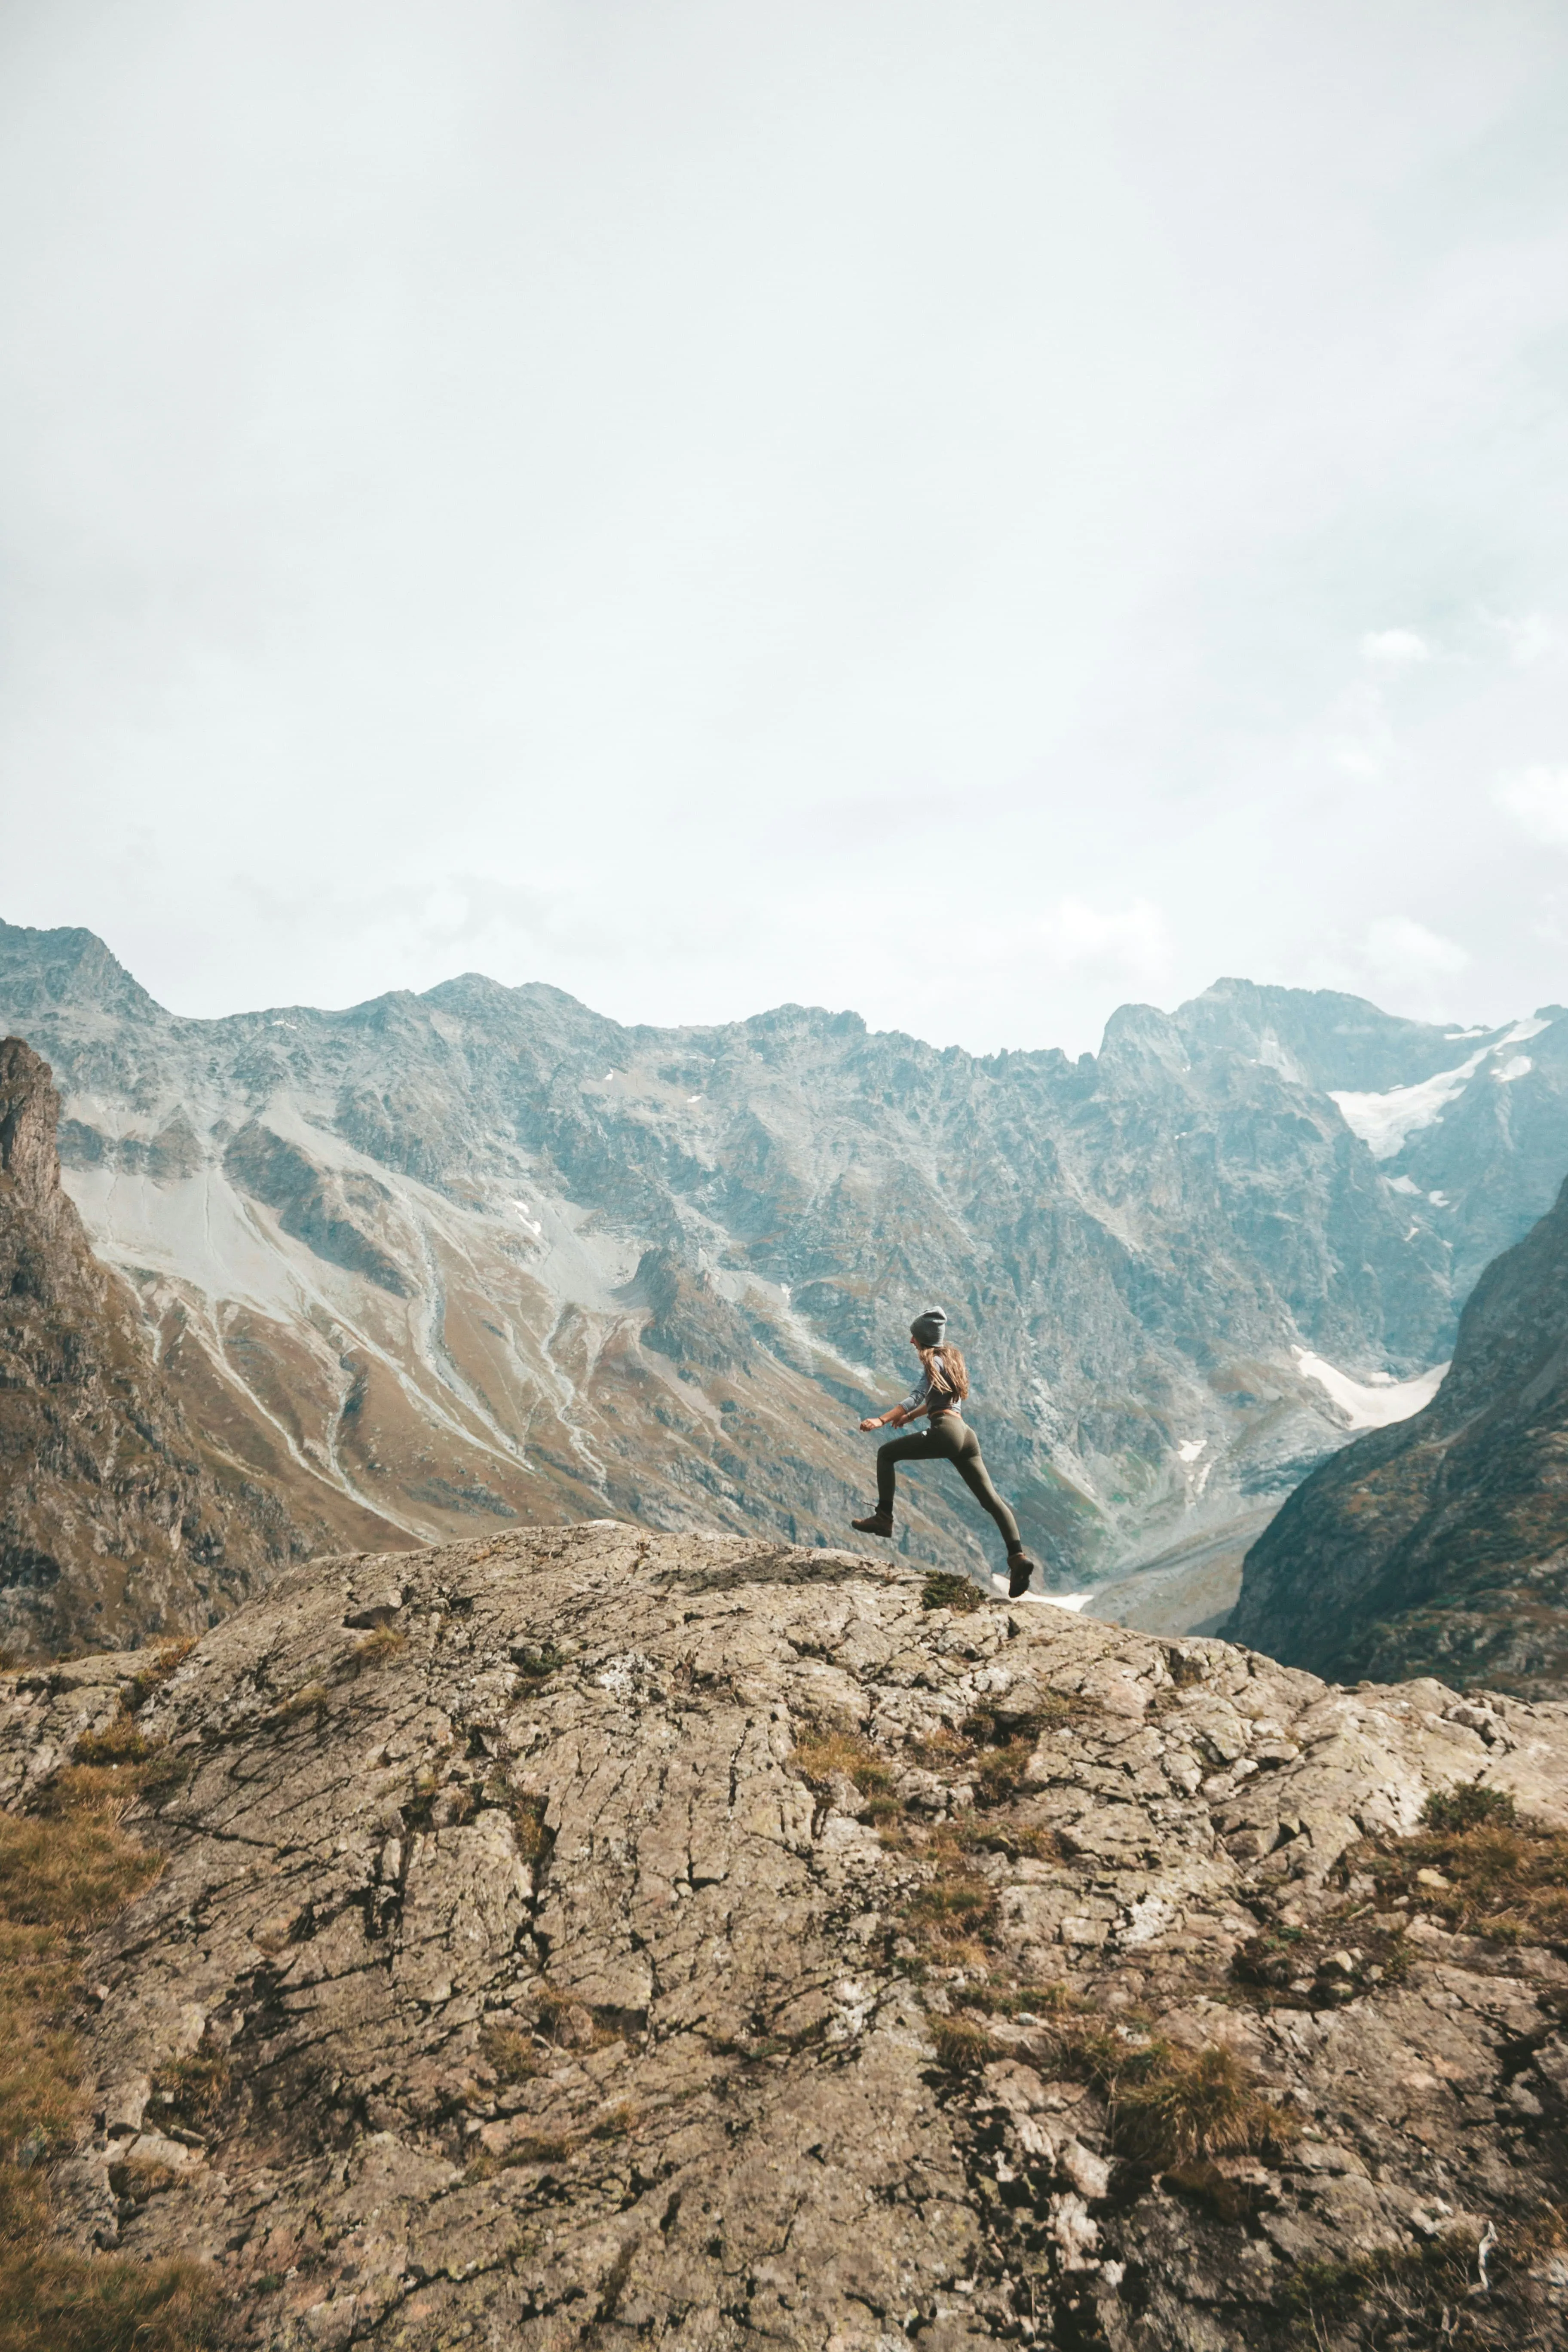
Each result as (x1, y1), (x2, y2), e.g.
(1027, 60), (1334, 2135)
(861, 1371), (928, 1432)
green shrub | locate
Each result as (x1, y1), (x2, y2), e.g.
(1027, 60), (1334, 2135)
(921, 1573), (983, 1614)
(1422, 1782), (1517, 1833)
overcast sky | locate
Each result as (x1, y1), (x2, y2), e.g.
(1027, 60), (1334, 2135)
(4, 2), (1568, 1055)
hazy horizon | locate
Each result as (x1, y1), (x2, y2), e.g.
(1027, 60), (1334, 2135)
(4, 3), (1568, 1056)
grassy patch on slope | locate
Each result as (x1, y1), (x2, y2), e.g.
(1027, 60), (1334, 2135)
(0, 1661), (225, 2351)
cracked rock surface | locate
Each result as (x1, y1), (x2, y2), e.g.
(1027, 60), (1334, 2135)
(8, 1523), (1568, 2346)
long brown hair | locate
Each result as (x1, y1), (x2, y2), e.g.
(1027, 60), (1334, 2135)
(919, 1343), (969, 1401)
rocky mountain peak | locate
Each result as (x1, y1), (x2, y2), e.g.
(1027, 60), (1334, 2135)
(1094, 999), (1190, 1075)
(0, 921), (164, 1026)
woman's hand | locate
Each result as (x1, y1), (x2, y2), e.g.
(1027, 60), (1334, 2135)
(859, 1415), (883, 1432)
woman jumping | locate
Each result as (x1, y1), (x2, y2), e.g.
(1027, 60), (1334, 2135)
(852, 1309), (1039, 1598)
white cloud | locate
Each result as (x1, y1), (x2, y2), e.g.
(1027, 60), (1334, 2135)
(1488, 612), (1565, 668)
(1362, 916), (1471, 984)
(1494, 766), (1568, 847)
(1037, 897), (1171, 973)
(1360, 629), (1432, 665)
(888, 896), (1172, 994)
(3, 6), (1568, 1053)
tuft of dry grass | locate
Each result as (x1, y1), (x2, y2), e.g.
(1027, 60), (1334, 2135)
(982, 2006), (1300, 2172)
(529, 1982), (622, 2052)
(264, 1683), (329, 1729)
(925, 1979), (1288, 2169)
(589, 2101), (641, 2141)
(71, 1714), (159, 1772)
(1102, 2037), (1293, 2168)
(149, 2051), (230, 2133)
(792, 1730), (902, 1824)
(903, 1830), (999, 1956)
(929, 2015), (1006, 2073)
(468, 2128), (576, 2179)
(122, 1645), (195, 1716)
(478, 2022), (541, 2084)
(949, 1978), (1078, 2020)
(1346, 1787), (1568, 1947)
(350, 1626), (406, 1669)
(508, 2130), (574, 2163)
(907, 1699), (1078, 1815)
(106, 2153), (182, 2204)
(501, 1791), (552, 1864)
(1281, 2208), (1568, 2344)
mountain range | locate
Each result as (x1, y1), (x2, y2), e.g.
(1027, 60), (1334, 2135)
(4, 916), (1568, 1638)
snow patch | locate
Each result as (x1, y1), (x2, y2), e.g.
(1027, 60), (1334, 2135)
(1293, 1347), (1448, 1429)
(1429, 1190), (1450, 1207)
(1386, 1174), (1421, 1196)
(1038, 1592), (1093, 1613)
(1501, 1016), (1548, 1045)
(1494, 1055), (1533, 1083)
(1330, 1050), (1486, 1158)
(1176, 1439), (1206, 1463)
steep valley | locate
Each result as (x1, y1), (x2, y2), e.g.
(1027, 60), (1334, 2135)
(1229, 1169), (1568, 1699)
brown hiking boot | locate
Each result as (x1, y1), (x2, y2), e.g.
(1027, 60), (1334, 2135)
(1007, 1549), (1037, 1598)
(851, 1510), (893, 1539)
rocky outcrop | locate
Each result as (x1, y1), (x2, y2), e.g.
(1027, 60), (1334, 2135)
(1228, 1174), (1568, 1698)
(12, 1524), (1568, 2347)
(0, 1037), (308, 1659)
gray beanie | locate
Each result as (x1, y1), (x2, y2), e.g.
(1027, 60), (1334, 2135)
(910, 1308), (948, 1348)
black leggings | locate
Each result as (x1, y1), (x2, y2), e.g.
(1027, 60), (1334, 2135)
(876, 1417), (1022, 1552)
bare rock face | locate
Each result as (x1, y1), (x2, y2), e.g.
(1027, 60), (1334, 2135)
(1230, 1172), (1568, 1697)
(12, 1525), (1568, 2347)
(0, 1037), (306, 1658)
